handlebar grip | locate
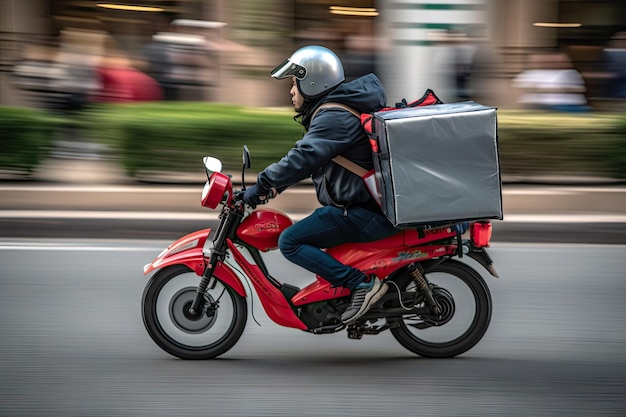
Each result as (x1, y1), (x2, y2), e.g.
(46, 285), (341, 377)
(233, 190), (245, 202)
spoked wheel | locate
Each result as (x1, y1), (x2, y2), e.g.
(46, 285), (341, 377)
(386, 260), (492, 358)
(142, 265), (247, 360)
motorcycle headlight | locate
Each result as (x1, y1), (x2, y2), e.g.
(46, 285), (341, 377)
(201, 172), (230, 208)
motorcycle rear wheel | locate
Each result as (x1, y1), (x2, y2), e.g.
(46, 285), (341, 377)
(387, 259), (492, 358)
(142, 265), (247, 360)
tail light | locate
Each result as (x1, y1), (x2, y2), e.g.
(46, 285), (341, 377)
(472, 221), (492, 247)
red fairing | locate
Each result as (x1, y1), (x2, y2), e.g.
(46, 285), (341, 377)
(292, 278), (351, 306)
(326, 227), (459, 277)
(226, 240), (306, 329)
(237, 208), (293, 251)
(293, 227), (459, 305)
(143, 228), (212, 276)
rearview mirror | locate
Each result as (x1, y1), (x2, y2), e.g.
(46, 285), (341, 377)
(242, 145), (251, 169)
(241, 146), (251, 190)
(203, 156), (222, 173)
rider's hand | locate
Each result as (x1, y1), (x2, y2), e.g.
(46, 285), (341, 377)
(243, 184), (275, 208)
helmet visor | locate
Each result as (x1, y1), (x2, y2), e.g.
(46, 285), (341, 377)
(270, 59), (307, 80)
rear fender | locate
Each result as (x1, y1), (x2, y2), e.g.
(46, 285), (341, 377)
(467, 248), (499, 278)
(142, 228), (247, 297)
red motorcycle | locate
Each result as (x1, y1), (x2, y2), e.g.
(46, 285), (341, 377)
(142, 147), (498, 360)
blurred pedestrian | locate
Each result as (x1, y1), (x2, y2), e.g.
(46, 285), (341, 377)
(432, 29), (495, 103)
(143, 18), (213, 101)
(92, 48), (162, 103)
(51, 28), (103, 113)
(513, 52), (591, 112)
(144, 32), (178, 101)
(243, 45), (397, 324)
(451, 32), (474, 101)
(602, 31), (626, 100)
(342, 35), (377, 82)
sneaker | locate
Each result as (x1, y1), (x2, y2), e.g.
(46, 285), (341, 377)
(341, 276), (388, 324)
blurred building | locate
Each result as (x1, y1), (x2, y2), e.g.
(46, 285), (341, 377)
(1, 0), (625, 110)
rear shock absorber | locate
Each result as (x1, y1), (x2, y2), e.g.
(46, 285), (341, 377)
(409, 264), (441, 315)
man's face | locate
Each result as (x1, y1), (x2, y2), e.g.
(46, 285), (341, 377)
(290, 77), (305, 112)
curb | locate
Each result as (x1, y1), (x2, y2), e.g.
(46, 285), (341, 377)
(1, 159), (625, 187)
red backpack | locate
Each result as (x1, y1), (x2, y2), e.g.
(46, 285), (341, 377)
(314, 89), (443, 152)
(312, 89), (444, 208)
(361, 89), (443, 152)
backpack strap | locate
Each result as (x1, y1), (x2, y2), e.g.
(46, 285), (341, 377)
(332, 155), (369, 177)
(312, 102), (361, 121)
(310, 102), (369, 178)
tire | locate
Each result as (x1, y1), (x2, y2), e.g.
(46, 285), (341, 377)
(142, 265), (247, 360)
(386, 260), (492, 358)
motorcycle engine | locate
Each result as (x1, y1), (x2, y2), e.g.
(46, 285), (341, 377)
(299, 301), (344, 329)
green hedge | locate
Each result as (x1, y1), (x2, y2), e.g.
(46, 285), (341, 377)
(0, 106), (62, 173)
(84, 103), (303, 175)
(497, 111), (625, 178)
(85, 103), (626, 179)
(613, 117), (626, 178)
(2, 103), (626, 179)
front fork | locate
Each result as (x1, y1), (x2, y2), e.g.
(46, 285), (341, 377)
(189, 205), (244, 316)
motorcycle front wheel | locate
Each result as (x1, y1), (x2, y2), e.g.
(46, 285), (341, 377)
(386, 259), (492, 358)
(142, 265), (247, 360)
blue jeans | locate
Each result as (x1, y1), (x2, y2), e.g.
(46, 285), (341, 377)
(278, 205), (398, 290)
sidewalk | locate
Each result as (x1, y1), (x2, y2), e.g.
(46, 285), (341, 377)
(2, 156), (626, 217)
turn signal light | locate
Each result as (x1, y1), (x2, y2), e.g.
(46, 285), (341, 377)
(472, 222), (492, 247)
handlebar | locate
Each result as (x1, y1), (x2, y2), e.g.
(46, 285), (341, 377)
(233, 190), (245, 203)
(232, 187), (278, 210)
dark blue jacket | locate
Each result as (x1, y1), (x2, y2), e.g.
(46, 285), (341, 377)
(257, 73), (386, 209)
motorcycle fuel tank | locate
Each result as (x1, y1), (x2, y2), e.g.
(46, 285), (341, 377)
(237, 208), (293, 251)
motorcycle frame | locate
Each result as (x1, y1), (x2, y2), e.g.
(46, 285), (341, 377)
(144, 203), (476, 332)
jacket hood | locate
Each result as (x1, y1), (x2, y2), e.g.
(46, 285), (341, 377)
(322, 73), (387, 113)
(301, 73), (386, 127)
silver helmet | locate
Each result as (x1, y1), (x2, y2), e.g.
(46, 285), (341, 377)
(271, 45), (345, 99)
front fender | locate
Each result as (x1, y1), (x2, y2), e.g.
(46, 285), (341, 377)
(142, 228), (247, 297)
(143, 228), (212, 276)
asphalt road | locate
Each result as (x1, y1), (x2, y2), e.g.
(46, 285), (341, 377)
(1, 240), (625, 416)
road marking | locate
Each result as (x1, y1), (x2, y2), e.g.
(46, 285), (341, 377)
(503, 187), (626, 194)
(503, 190), (576, 196)
(0, 210), (309, 221)
(0, 243), (161, 251)
(501, 214), (626, 223)
(0, 210), (217, 219)
(0, 185), (199, 193)
(0, 239), (176, 251)
(0, 185), (315, 194)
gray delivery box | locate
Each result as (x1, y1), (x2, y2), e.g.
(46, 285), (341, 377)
(371, 101), (502, 227)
